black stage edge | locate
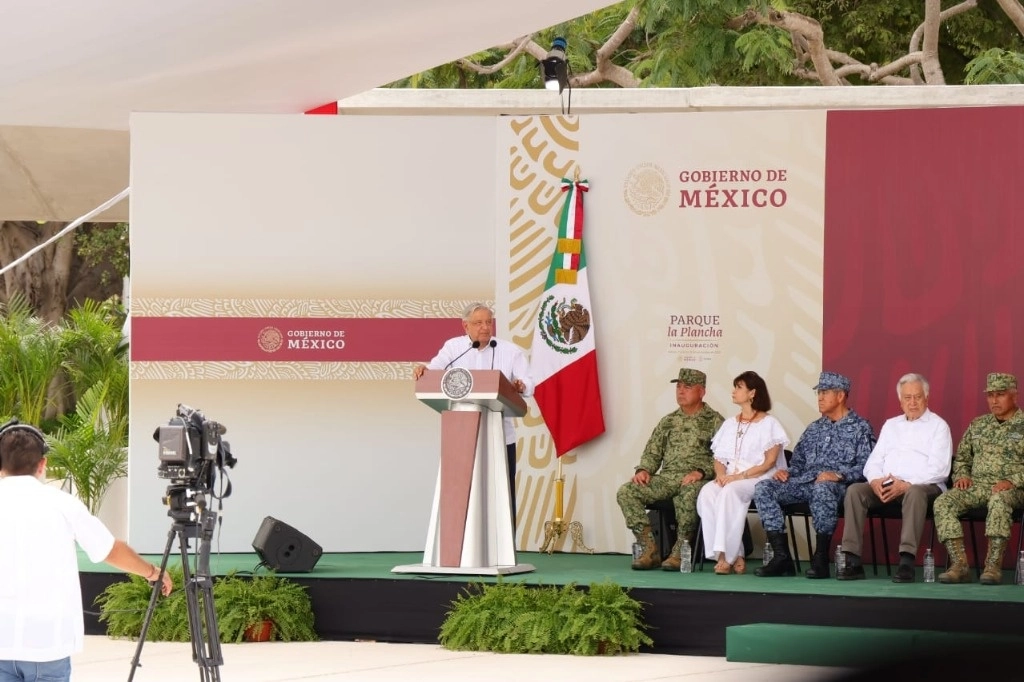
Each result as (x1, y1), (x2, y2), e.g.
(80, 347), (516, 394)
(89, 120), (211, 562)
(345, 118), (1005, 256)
(80, 572), (1024, 656)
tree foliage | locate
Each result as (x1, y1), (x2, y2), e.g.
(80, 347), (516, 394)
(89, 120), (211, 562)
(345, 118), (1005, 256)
(0, 221), (125, 324)
(388, 0), (1024, 89)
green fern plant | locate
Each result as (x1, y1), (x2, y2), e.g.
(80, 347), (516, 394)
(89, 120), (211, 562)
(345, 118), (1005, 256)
(95, 564), (191, 641)
(439, 580), (651, 655)
(96, 568), (318, 643)
(213, 572), (318, 643)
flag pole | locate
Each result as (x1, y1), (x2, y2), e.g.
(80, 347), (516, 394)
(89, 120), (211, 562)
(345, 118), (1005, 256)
(534, 162), (599, 556)
(539, 453), (594, 555)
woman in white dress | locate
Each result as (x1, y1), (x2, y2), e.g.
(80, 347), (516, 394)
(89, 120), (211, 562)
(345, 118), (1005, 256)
(697, 370), (789, 574)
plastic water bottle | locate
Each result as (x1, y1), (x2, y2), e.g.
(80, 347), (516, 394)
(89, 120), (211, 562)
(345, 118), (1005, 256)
(923, 548), (935, 583)
(679, 542), (692, 574)
(763, 541), (774, 565)
(1016, 551), (1024, 585)
(834, 543), (845, 575)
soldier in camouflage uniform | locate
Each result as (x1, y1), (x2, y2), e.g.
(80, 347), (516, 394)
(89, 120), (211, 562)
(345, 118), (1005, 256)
(934, 373), (1024, 585)
(616, 368), (724, 570)
(754, 371), (876, 579)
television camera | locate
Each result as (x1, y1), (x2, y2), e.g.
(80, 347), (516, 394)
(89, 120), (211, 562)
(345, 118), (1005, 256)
(154, 403), (237, 522)
(132, 403), (238, 681)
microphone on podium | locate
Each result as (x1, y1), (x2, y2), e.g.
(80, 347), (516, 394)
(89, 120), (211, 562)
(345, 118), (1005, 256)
(488, 339), (497, 369)
(445, 340), (480, 369)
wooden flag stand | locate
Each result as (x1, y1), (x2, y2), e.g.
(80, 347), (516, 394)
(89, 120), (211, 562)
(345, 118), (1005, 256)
(538, 456), (594, 555)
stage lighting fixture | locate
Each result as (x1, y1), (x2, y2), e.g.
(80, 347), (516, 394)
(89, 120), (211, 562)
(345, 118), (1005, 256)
(541, 37), (569, 94)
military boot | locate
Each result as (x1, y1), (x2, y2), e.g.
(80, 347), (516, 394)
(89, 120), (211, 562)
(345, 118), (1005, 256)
(938, 537), (972, 584)
(660, 535), (688, 571)
(754, 531), (796, 577)
(805, 533), (832, 579)
(630, 525), (662, 570)
(980, 537), (1008, 585)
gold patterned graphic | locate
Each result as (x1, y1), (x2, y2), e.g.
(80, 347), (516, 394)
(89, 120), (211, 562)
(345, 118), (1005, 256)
(505, 116), (586, 553)
(622, 162), (670, 216)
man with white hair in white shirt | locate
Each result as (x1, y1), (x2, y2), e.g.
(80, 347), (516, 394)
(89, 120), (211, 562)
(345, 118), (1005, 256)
(837, 372), (953, 583)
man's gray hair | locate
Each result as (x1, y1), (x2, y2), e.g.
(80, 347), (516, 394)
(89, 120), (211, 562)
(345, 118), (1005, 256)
(462, 302), (494, 321)
(896, 372), (930, 398)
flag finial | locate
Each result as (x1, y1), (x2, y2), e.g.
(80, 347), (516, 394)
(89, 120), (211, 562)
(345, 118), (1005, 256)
(573, 165), (581, 182)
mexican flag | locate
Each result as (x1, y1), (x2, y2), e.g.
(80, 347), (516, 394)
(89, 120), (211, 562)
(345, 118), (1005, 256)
(531, 177), (605, 456)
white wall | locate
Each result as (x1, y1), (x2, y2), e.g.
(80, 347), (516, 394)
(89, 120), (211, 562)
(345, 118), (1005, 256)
(129, 113), (498, 552)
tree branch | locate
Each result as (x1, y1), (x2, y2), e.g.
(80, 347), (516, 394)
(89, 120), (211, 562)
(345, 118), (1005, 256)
(909, 0), (978, 83)
(994, 0), (1024, 37)
(728, 9), (841, 85)
(457, 35), (540, 75)
(868, 52), (925, 81)
(919, 0), (946, 84)
(573, 4), (642, 88)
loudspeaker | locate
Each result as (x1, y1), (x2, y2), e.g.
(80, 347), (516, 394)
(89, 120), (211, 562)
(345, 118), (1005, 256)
(252, 516), (323, 572)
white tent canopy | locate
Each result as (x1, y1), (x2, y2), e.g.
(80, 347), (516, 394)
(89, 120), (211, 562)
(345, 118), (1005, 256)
(0, 0), (613, 220)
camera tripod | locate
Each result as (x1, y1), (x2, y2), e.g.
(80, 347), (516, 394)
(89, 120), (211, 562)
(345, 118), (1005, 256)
(128, 507), (223, 682)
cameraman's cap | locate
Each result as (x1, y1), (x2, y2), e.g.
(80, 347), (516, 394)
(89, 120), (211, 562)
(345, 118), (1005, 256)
(671, 368), (706, 386)
(813, 371), (850, 392)
(986, 372), (1017, 392)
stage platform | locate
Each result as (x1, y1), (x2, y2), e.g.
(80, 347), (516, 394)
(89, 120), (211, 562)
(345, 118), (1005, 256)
(79, 551), (1024, 658)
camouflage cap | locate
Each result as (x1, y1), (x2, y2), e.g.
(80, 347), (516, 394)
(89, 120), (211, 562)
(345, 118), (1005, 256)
(812, 371), (851, 392)
(985, 372), (1017, 392)
(671, 368), (706, 386)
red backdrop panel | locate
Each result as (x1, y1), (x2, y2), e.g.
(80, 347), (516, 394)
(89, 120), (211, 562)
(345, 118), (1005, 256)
(824, 106), (1024, 566)
(824, 106), (1024, 443)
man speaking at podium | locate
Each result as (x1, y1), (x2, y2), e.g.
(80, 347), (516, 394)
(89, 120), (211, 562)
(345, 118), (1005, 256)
(414, 303), (535, 525)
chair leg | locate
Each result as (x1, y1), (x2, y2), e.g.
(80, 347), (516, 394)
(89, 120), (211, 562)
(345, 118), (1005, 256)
(694, 522), (704, 572)
(868, 514), (878, 576)
(968, 518), (981, 579)
(803, 516), (813, 569)
(786, 515), (801, 573)
(880, 516), (892, 576)
(1017, 514), (1024, 562)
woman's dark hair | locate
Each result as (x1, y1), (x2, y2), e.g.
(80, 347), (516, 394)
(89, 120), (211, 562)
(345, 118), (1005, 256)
(734, 370), (772, 412)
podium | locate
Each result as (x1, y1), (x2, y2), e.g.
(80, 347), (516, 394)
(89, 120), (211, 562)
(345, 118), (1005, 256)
(392, 369), (535, 575)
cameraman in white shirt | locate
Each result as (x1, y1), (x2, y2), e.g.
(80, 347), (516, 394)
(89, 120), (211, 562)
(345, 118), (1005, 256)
(0, 424), (173, 682)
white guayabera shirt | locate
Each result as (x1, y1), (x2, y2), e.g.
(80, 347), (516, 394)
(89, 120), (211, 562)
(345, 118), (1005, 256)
(0, 475), (115, 661)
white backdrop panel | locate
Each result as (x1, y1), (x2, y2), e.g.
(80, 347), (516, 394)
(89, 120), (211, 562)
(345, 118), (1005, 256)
(129, 113), (498, 552)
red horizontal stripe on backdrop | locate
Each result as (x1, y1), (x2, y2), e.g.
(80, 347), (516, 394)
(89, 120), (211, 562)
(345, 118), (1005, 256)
(130, 317), (463, 362)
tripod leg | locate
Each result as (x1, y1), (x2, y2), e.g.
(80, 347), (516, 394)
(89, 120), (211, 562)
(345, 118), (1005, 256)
(127, 526), (176, 682)
(177, 528), (220, 682)
(196, 511), (224, 680)
(179, 513), (224, 682)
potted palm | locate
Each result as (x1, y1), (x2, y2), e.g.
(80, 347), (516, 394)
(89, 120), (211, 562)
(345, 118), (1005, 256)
(45, 298), (129, 514)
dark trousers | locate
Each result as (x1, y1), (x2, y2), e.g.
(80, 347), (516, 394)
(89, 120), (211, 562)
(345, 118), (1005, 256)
(507, 443), (517, 530)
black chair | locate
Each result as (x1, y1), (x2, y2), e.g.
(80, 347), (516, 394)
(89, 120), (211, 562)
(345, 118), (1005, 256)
(645, 498), (678, 561)
(773, 450), (826, 571)
(958, 506), (1024, 579)
(644, 498), (753, 570)
(865, 498), (937, 577)
(778, 501), (813, 572)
